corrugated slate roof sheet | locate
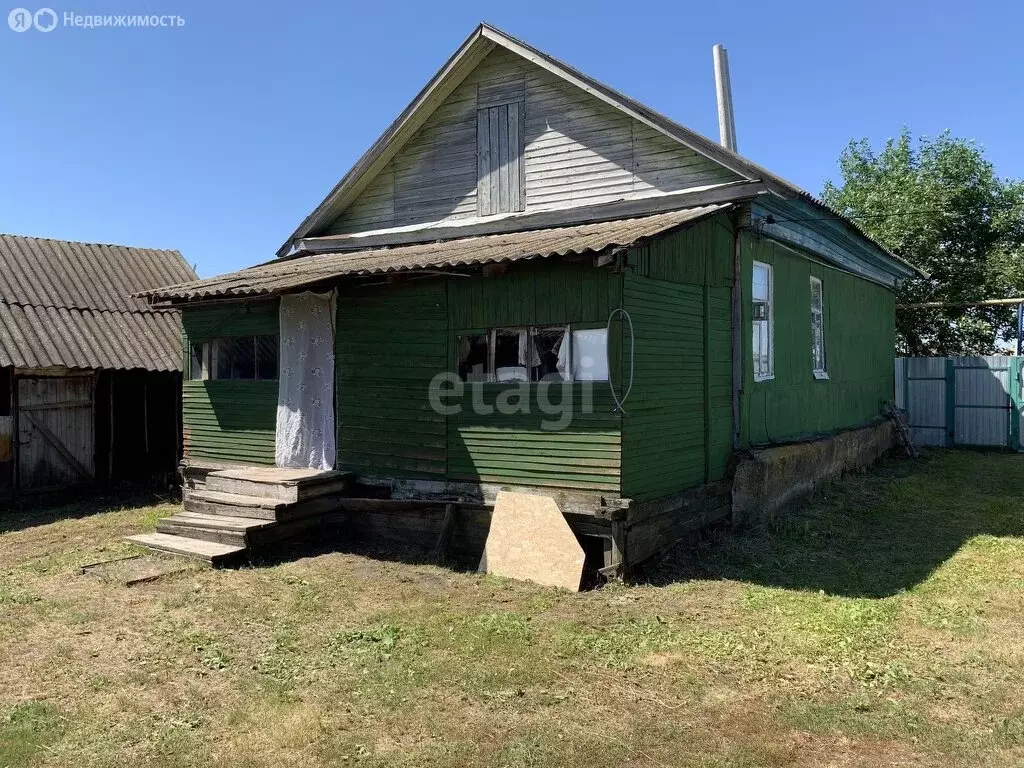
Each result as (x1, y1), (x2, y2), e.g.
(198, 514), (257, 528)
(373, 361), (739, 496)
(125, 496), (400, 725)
(0, 235), (197, 372)
(148, 205), (727, 302)
(0, 304), (183, 372)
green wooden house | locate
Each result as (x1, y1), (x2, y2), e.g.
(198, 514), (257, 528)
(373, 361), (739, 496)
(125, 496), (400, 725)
(138, 24), (920, 570)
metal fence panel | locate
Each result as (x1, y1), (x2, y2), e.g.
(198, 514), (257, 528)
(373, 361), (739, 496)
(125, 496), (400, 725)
(896, 355), (1022, 450)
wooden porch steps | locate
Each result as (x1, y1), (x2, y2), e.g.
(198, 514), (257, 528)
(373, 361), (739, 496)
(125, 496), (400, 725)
(124, 532), (245, 565)
(126, 466), (355, 564)
(156, 512), (276, 547)
(203, 468), (353, 503)
(185, 490), (289, 521)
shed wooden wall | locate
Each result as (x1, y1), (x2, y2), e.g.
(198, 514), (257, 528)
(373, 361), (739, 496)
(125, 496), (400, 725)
(325, 47), (738, 235)
(0, 367), (12, 500)
(181, 301), (279, 465)
(740, 234), (895, 445)
(619, 215), (735, 501)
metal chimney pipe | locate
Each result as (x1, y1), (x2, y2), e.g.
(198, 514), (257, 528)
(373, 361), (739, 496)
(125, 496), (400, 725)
(713, 44), (738, 152)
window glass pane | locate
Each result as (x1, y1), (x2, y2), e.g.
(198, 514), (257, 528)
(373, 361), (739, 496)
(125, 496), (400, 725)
(810, 278), (823, 310)
(214, 337), (256, 380)
(189, 343), (206, 381)
(494, 329), (528, 382)
(530, 327), (568, 381)
(457, 334), (491, 382)
(752, 262), (773, 378)
(752, 264), (770, 302)
(256, 336), (279, 380)
(810, 278), (825, 372)
(572, 328), (609, 381)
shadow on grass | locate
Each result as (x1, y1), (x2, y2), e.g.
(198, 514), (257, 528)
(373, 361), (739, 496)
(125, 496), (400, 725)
(638, 449), (1024, 598)
(0, 487), (175, 535)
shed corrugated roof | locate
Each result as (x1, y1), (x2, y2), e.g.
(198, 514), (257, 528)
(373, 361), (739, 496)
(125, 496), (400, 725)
(0, 235), (197, 372)
(147, 205), (727, 302)
(0, 235), (196, 313)
(0, 304), (183, 372)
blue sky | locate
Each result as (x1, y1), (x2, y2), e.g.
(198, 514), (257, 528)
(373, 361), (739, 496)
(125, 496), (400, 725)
(1, 0), (1021, 277)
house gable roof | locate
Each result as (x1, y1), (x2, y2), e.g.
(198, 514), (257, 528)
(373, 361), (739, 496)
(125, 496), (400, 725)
(277, 23), (922, 283)
(278, 23), (788, 257)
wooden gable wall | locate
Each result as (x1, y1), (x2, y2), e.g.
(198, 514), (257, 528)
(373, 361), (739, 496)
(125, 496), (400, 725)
(325, 47), (740, 235)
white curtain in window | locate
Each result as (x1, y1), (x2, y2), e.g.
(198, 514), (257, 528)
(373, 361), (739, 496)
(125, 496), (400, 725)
(555, 332), (570, 380)
(275, 291), (337, 470)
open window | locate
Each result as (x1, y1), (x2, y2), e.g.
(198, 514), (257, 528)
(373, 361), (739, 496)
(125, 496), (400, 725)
(457, 334), (490, 382)
(810, 276), (828, 378)
(455, 325), (607, 382)
(189, 342), (208, 381)
(752, 261), (774, 381)
(494, 329), (528, 382)
(190, 335), (279, 381)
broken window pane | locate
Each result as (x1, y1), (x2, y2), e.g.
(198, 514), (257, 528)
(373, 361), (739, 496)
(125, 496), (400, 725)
(189, 342), (207, 381)
(457, 334), (491, 382)
(531, 326), (568, 381)
(494, 329), (528, 382)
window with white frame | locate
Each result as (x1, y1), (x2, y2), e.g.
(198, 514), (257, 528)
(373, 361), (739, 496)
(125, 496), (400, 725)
(752, 262), (773, 380)
(810, 276), (827, 377)
(455, 325), (609, 382)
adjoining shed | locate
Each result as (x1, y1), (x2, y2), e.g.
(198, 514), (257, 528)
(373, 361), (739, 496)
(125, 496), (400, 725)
(133, 24), (924, 573)
(0, 235), (197, 500)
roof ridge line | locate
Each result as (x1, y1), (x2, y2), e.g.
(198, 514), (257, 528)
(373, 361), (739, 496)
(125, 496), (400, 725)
(0, 233), (183, 254)
(0, 299), (181, 316)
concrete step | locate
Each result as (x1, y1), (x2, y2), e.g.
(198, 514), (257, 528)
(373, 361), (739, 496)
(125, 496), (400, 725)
(156, 512), (274, 547)
(125, 532), (244, 565)
(185, 490), (287, 521)
(205, 468), (353, 503)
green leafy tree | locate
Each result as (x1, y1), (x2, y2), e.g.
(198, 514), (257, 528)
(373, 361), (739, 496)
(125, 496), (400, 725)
(822, 130), (1024, 355)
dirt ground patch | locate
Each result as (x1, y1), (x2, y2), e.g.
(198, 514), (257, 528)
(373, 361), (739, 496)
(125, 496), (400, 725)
(2, 450), (1023, 767)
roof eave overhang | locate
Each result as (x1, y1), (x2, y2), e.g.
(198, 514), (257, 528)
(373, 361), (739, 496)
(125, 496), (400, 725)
(293, 181), (768, 255)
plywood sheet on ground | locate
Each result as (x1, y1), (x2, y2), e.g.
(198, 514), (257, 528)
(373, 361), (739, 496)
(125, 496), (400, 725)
(478, 491), (584, 591)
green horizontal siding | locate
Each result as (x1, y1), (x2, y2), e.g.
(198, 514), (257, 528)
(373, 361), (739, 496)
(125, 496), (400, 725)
(619, 275), (706, 500)
(447, 388), (621, 493)
(741, 234), (895, 445)
(180, 300), (279, 465)
(446, 261), (622, 494)
(336, 279), (448, 478)
(620, 214), (736, 501)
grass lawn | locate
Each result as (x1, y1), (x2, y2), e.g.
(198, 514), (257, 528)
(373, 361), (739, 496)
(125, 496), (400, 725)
(2, 450), (1024, 767)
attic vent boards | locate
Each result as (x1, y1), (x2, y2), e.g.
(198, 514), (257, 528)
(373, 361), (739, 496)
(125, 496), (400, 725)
(477, 78), (525, 216)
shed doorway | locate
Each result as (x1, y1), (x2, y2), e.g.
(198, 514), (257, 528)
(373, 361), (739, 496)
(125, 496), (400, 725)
(275, 291), (337, 470)
(16, 375), (95, 492)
